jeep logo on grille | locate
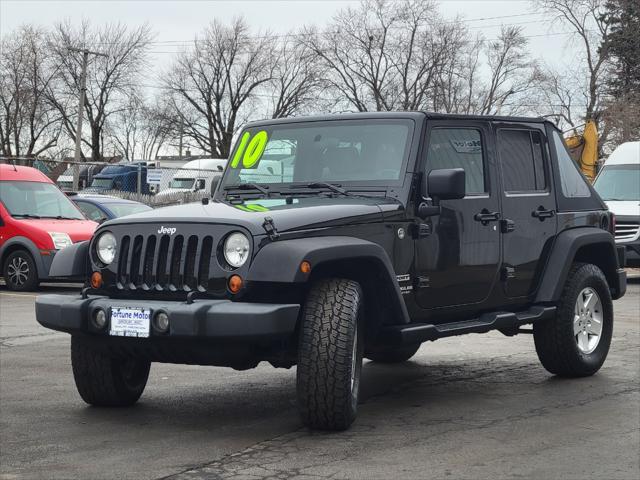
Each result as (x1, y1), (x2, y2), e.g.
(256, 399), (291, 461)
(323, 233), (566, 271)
(158, 226), (177, 235)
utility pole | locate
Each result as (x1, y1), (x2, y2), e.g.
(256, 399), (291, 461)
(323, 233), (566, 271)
(178, 116), (184, 159)
(69, 47), (108, 190)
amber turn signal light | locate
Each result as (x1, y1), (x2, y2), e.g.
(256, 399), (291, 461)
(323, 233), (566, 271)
(90, 271), (103, 289)
(228, 274), (243, 293)
(300, 261), (311, 274)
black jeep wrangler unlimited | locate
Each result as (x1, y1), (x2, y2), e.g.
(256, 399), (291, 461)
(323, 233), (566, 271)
(36, 112), (627, 431)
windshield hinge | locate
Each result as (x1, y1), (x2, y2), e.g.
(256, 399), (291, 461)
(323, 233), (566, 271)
(262, 216), (280, 241)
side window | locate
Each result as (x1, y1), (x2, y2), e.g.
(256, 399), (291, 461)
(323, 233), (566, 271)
(552, 130), (591, 198)
(498, 129), (547, 192)
(427, 128), (486, 194)
(76, 202), (104, 221)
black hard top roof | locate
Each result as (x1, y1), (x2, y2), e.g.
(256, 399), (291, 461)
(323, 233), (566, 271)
(245, 111), (554, 128)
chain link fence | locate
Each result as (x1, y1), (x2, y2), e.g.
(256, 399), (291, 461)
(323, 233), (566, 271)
(1, 158), (225, 207)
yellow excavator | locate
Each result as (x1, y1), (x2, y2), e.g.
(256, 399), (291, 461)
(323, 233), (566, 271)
(565, 120), (599, 182)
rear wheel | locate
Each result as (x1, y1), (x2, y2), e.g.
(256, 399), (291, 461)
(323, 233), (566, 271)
(296, 278), (363, 431)
(3, 250), (39, 291)
(71, 336), (150, 406)
(366, 343), (421, 363)
(534, 263), (613, 377)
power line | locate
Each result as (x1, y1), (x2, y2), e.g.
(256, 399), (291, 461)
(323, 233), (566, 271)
(143, 29), (585, 55)
(83, 12), (548, 47)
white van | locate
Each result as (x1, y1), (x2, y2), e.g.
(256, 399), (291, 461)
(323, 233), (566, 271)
(155, 158), (226, 200)
(593, 141), (640, 266)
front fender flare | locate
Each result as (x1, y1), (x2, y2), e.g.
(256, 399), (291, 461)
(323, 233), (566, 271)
(247, 236), (410, 323)
(49, 241), (89, 278)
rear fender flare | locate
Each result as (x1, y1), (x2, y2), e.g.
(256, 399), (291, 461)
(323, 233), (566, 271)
(535, 228), (623, 303)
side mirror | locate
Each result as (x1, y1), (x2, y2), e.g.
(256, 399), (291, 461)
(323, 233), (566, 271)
(418, 168), (466, 218)
(425, 168), (466, 203)
(194, 179), (206, 191)
(210, 176), (221, 196)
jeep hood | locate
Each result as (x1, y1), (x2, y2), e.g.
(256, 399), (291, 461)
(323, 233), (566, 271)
(103, 196), (402, 235)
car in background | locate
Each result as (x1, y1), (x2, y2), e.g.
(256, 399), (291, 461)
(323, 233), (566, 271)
(154, 158), (226, 200)
(56, 164), (105, 191)
(593, 141), (640, 266)
(71, 194), (152, 222)
(0, 164), (97, 291)
(82, 162), (152, 195)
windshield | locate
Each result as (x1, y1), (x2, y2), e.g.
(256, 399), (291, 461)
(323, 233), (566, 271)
(0, 181), (84, 219)
(108, 203), (152, 217)
(90, 178), (114, 189)
(221, 119), (413, 190)
(169, 178), (195, 189)
(593, 165), (640, 201)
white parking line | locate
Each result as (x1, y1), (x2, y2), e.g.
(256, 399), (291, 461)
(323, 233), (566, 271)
(0, 292), (39, 298)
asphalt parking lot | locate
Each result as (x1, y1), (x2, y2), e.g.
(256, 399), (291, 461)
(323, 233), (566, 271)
(1, 278), (639, 480)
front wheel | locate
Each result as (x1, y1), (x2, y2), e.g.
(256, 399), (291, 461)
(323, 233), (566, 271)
(3, 250), (39, 291)
(296, 278), (363, 431)
(534, 263), (613, 377)
(71, 336), (150, 406)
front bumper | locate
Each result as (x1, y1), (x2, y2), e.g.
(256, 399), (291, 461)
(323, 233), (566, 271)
(35, 294), (300, 341)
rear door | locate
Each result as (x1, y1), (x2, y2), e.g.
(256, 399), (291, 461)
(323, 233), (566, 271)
(495, 123), (557, 299)
(414, 121), (502, 311)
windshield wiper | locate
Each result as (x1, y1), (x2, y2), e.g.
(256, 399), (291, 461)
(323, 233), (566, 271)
(42, 215), (81, 220)
(295, 182), (352, 196)
(12, 213), (41, 219)
(223, 183), (270, 196)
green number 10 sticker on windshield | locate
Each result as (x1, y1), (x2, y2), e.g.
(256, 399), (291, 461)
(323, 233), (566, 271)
(231, 130), (268, 169)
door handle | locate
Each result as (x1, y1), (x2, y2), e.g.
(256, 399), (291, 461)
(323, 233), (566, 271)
(532, 206), (555, 220)
(474, 209), (501, 225)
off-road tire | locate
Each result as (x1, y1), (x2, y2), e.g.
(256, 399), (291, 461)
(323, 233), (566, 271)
(71, 336), (150, 406)
(366, 343), (421, 363)
(534, 263), (613, 377)
(3, 249), (39, 291)
(297, 278), (363, 431)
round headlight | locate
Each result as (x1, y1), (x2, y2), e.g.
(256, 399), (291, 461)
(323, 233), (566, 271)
(96, 232), (117, 265)
(223, 232), (250, 268)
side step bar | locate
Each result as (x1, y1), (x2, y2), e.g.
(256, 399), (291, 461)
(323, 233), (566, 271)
(379, 306), (556, 346)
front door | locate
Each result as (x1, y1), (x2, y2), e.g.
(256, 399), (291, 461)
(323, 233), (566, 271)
(495, 124), (557, 298)
(415, 122), (501, 312)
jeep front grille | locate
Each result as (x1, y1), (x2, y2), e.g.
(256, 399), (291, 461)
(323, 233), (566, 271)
(116, 234), (214, 292)
(615, 222), (640, 242)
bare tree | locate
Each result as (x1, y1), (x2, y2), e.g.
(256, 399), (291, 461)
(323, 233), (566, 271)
(0, 25), (61, 160)
(164, 18), (275, 158)
(478, 26), (544, 115)
(304, 1), (540, 115)
(107, 96), (178, 160)
(47, 20), (153, 160)
(538, 0), (612, 122)
(302, 0), (407, 112)
(268, 39), (321, 118)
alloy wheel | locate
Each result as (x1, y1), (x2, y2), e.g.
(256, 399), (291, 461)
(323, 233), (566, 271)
(573, 287), (603, 354)
(7, 256), (30, 287)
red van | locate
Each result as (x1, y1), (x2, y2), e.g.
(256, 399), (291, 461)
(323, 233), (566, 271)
(0, 164), (97, 291)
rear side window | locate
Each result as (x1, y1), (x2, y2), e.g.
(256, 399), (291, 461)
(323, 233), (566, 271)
(552, 130), (591, 198)
(426, 128), (486, 194)
(498, 129), (547, 192)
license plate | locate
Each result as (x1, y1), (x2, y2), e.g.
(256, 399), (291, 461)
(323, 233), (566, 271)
(109, 307), (151, 338)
